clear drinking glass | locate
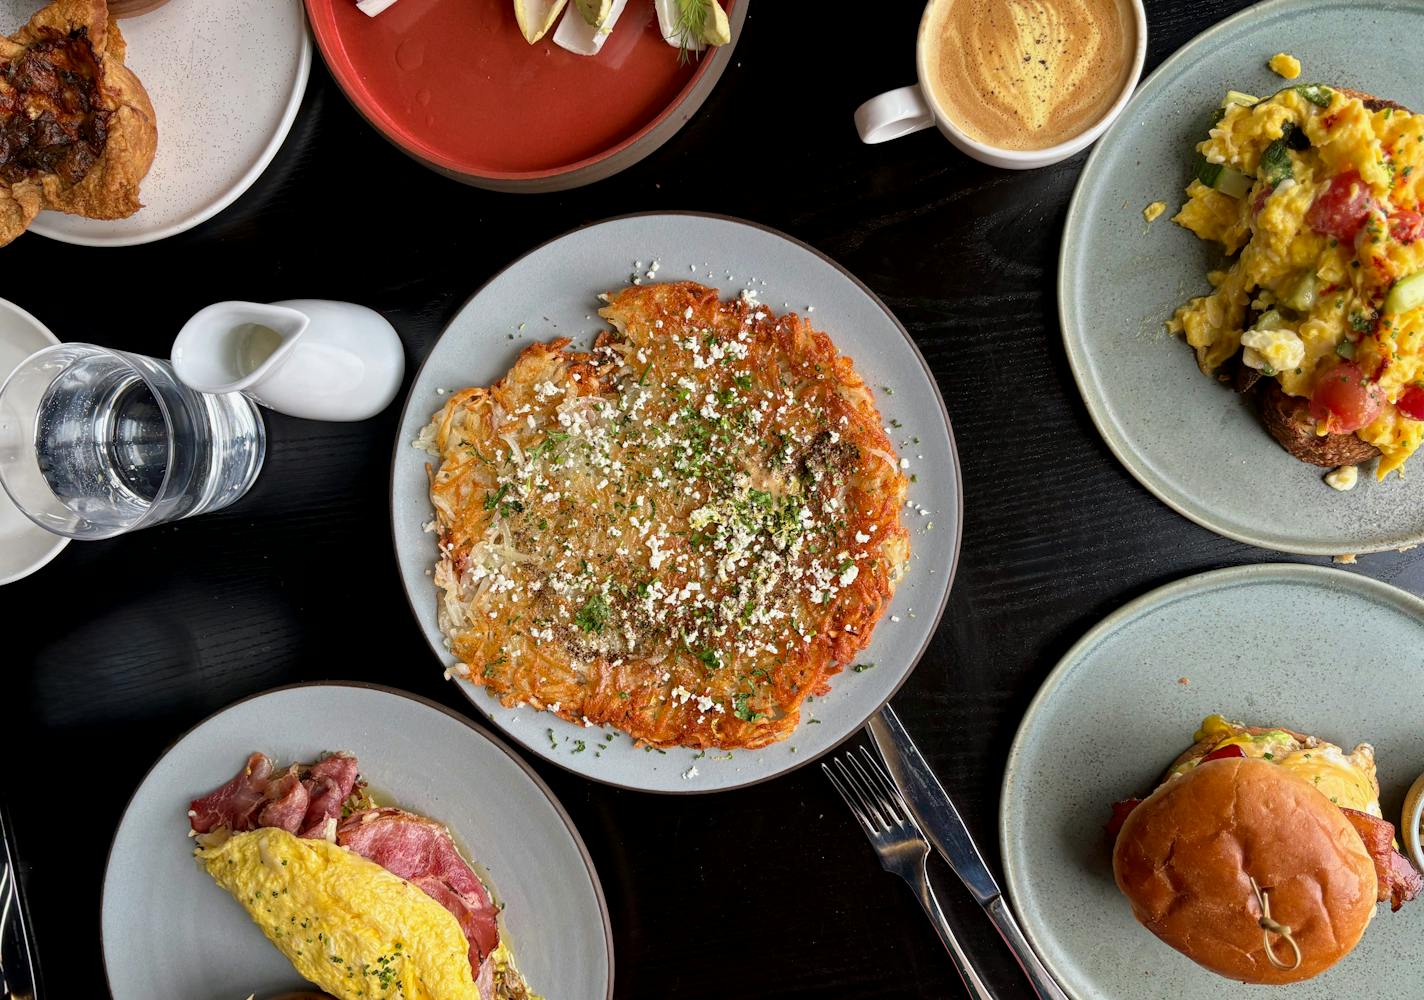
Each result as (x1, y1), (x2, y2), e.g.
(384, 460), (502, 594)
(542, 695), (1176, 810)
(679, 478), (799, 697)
(0, 344), (265, 540)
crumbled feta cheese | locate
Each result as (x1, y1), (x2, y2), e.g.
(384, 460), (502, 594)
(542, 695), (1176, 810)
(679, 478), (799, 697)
(1325, 465), (1358, 491)
(1240, 328), (1305, 373)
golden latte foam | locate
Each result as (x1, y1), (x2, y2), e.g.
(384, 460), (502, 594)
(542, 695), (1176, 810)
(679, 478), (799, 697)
(923, 0), (1135, 151)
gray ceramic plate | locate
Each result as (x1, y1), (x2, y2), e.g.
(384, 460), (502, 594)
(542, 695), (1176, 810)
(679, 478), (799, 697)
(102, 683), (613, 1000)
(1061, 0), (1424, 555)
(1000, 564), (1424, 999)
(391, 212), (962, 793)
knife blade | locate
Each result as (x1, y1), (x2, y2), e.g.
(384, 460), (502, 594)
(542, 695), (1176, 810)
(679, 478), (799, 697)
(869, 704), (1070, 1000)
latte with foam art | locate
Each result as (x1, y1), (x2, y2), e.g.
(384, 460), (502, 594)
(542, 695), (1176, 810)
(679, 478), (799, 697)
(922, 0), (1135, 151)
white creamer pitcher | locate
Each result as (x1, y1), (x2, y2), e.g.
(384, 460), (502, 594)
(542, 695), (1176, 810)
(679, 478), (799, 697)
(171, 299), (404, 422)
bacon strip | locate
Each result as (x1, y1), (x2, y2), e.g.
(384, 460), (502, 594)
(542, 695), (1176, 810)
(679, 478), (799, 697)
(1105, 798), (1142, 838)
(1341, 808), (1423, 911)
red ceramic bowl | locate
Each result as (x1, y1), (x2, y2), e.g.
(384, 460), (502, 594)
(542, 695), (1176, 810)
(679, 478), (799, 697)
(305, 0), (745, 191)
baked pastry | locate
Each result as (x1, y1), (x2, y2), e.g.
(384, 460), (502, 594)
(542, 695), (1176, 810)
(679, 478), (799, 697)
(0, 0), (157, 246)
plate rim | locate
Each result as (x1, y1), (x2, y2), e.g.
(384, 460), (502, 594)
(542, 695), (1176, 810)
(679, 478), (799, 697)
(0, 297), (68, 585)
(386, 209), (965, 794)
(997, 561), (1424, 1000)
(27, 7), (313, 247)
(98, 679), (616, 1000)
(304, 0), (747, 193)
(1058, 0), (1424, 556)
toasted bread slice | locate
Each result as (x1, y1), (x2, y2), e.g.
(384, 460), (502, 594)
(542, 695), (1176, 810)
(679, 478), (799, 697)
(1240, 87), (1406, 471)
(1336, 87), (1408, 114)
(0, 0), (157, 246)
(1258, 381), (1381, 467)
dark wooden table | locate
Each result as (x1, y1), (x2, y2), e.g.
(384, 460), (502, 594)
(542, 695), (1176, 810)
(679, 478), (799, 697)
(7, 2), (1423, 997)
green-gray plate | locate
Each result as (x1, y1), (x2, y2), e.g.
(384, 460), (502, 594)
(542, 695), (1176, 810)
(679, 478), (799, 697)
(1000, 564), (1424, 999)
(1060, 0), (1424, 555)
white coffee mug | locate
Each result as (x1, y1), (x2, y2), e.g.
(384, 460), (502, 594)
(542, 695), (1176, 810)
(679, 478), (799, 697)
(855, 0), (1147, 169)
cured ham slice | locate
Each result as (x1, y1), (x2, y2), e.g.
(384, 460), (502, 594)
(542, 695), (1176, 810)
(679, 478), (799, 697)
(188, 751), (359, 837)
(337, 807), (501, 972)
(255, 767), (309, 833)
(188, 752), (273, 834)
(298, 752), (361, 837)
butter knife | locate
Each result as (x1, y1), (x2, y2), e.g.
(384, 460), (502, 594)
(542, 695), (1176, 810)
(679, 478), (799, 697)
(868, 705), (1069, 1000)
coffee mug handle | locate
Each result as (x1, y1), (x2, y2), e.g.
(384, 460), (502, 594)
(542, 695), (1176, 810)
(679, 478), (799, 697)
(854, 86), (936, 144)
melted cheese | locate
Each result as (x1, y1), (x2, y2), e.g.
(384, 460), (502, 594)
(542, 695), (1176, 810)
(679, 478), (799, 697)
(1187, 714), (1381, 816)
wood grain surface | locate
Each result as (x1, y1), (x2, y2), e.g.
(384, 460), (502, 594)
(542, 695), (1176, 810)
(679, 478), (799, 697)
(5, 1), (1423, 998)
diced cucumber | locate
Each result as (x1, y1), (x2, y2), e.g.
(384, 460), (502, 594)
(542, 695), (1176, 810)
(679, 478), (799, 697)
(1294, 83), (1333, 107)
(1253, 309), (1285, 330)
(1384, 271), (1424, 315)
(1222, 90), (1259, 108)
(1196, 149), (1253, 196)
(1196, 154), (1251, 197)
(1283, 272), (1317, 313)
(1261, 139), (1293, 186)
(1336, 340), (1356, 359)
(1216, 167), (1252, 198)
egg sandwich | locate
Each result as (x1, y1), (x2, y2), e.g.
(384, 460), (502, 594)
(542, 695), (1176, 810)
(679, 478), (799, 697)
(188, 752), (538, 1000)
(1169, 84), (1424, 482)
(1107, 715), (1421, 984)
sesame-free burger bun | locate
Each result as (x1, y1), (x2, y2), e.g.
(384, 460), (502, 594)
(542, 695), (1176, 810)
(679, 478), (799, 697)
(1113, 757), (1378, 984)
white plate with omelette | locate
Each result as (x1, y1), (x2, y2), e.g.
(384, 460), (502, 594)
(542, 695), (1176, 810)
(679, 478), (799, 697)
(390, 212), (963, 794)
(101, 683), (613, 1000)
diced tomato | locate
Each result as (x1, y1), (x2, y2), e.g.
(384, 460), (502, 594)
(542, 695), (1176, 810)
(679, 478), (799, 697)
(1307, 171), (1378, 242)
(1202, 744), (1247, 763)
(1391, 210), (1424, 244)
(1106, 798), (1142, 838)
(1399, 385), (1424, 421)
(1309, 360), (1386, 433)
(1253, 184), (1275, 215)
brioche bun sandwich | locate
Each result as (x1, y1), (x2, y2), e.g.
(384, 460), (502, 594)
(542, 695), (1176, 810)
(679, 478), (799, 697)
(1106, 715), (1421, 985)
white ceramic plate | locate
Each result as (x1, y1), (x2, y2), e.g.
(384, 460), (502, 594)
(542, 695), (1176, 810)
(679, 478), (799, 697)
(102, 682), (613, 1000)
(0, 299), (66, 585)
(0, 0), (310, 247)
(1060, 0), (1424, 554)
(391, 213), (963, 793)
(1000, 564), (1424, 1000)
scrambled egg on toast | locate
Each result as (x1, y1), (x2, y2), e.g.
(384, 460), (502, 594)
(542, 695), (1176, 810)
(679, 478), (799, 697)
(1170, 84), (1424, 478)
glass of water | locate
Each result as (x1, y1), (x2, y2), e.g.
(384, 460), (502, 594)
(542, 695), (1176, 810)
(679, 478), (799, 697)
(0, 344), (265, 540)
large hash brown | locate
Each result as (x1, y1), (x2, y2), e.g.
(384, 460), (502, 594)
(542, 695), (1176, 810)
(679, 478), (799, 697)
(421, 282), (910, 749)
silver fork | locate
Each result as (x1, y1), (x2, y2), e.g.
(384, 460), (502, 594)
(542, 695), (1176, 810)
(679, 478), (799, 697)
(824, 746), (995, 1000)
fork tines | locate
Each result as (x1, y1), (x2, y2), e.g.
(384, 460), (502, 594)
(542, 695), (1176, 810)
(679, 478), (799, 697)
(823, 744), (916, 833)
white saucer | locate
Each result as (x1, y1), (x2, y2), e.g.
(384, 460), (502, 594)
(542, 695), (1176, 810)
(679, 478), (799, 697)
(0, 300), (67, 585)
(0, 0), (311, 247)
